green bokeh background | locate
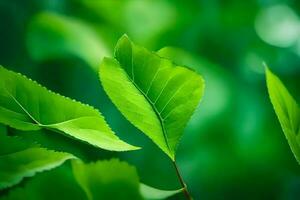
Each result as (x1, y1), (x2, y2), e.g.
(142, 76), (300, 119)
(1, 0), (300, 199)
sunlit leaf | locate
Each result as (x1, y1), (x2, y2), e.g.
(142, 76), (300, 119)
(139, 183), (183, 200)
(0, 66), (139, 151)
(99, 35), (204, 160)
(266, 67), (300, 164)
(27, 12), (110, 70)
(72, 159), (142, 200)
(157, 47), (233, 128)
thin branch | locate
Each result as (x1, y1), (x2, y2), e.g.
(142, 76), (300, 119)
(173, 161), (192, 200)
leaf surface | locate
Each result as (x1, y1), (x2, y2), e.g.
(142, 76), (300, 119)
(0, 127), (33, 156)
(139, 183), (183, 200)
(0, 66), (139, 151)
(266, 67), (300, 164)
(0, 130), (75, 190)
(72, 159), (142, 200)
(0, 164), (86, 200)
(99, 35), (204, 160)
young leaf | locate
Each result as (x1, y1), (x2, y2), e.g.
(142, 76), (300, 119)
(0, 66), (139, 151)
(266, 67), (300, 164)
(0, 131), (75, 190)
(72, 159), (142, 200)
(99, 35), (204, 160)
(139, 183), (183, 200)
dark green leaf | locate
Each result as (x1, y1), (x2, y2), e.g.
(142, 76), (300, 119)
(0, 130), (75, 190)
(0, 165), (86, 200)
(72, 159), (142, 200)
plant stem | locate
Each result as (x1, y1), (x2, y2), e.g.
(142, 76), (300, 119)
(172, 161), (192, 200)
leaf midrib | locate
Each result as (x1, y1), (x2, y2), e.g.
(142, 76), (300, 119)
(118, 50), (199, 158)
(118, 61), (172, 156)
(7, 90), (96, 128)
(8, 92), (42, 126)
(7, 90), (120, 148)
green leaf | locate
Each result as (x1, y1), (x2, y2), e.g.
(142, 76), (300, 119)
(0, 128), (33, 156)
(0, 66), (139, 151)
(72, 159), (142, 200)
(157, 47), (234, 127)
(0, 148), (75, 190)
(99, 35), (204, 160)
(265, 67), (300, 164)
(0, 131), (75, 190)
(139, 183), (183, 200)
(72, 158), (182, 200)
(12, 129), (115, 161)
(2, 158), (181, 200)
(27, 12), (110, 70)
(0, 164), (87, 200)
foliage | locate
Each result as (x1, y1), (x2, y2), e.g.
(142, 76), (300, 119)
(1, 0), (300, 199)
(266, 67), (300, 164)
(72, 159), (142, 200)
(0, 37), (189, 199)
(0, 164), (87, 200)
(0, 129), (74, 190)
(140, 183), (183, 200)
(0, 66), (138, 151)
(99, 35), (204, 160)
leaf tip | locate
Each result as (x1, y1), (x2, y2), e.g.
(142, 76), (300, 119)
(262, 61), (268, 69)
(114, 34), (132, 56)
(263, 62), (274, 80)
(117, 34), (131, 46)
(128, 145), (142, 151)
(120, 33), (131, 42)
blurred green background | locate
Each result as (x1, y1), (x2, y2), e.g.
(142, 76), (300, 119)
(1, 0), (300, 199)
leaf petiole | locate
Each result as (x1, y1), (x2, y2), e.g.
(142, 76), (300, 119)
(173, 161), (193, 200)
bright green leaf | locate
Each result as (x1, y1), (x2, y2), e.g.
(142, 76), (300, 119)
(0, 66), (139, 151)
(157, 47), (234, 128)
(139, 183), (183, 200)
(266, 67), (300, 164)
(27, 12), (110, 70)
(99, 35), (204, 160)
(72, 159), (142, 200)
